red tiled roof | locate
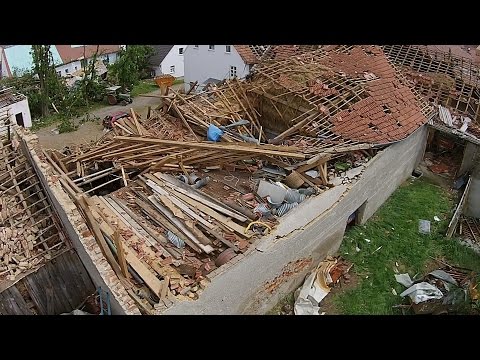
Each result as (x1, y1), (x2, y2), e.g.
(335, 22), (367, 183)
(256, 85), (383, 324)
(274, 45), (320, 60)
(234, 45), (260, 65)
(324, 47), (427, 143)
(55, 45), (121, 64)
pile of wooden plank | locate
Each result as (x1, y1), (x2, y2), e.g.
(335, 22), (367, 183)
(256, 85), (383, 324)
(142, 111), (197, 142)
(109, 109), (149, 137)
(65, 135), (306, 174)
(68, 170), (260, 314)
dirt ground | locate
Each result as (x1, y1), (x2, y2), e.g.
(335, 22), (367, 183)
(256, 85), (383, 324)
(35, 84), (183, 150)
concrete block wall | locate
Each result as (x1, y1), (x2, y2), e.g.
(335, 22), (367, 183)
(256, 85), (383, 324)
(165, 126), (428, 315)
(16, 128), (140, 315)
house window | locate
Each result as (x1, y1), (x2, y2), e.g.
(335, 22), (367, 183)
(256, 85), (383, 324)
(208, 45), (215, 51)
(57, 71), (61, 77)
(194, 45), (199, 49)
(179, 48), (184, 55)
(226, 45), (231, 53)
(74, 66), (78, 70)
(170, 65), (175, 74)
(230, 65), (237, 78)
(65, 68), (69, 74)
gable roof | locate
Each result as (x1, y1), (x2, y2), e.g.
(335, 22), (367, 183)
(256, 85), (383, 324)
(56, 45), (121, 64)
(234, 45), (268, 65)
(149, 45), (174, 67)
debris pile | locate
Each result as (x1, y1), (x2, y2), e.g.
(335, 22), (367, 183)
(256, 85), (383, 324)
(294, 256), (352, 315)
(0, 137), (66, 282)
(395, 262), (479, 314)
(37, 45), (432, 313)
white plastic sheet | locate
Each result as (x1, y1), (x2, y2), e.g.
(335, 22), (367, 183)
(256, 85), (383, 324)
(399, 282), (444, 304)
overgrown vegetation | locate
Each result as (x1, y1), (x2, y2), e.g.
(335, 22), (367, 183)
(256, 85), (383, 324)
(332, 177), (480, 314)
(1, 45), (156, 132)
(108, 45), (154, 89)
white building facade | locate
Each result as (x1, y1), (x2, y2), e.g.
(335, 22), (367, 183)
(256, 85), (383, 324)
(183, 45), (252, 92)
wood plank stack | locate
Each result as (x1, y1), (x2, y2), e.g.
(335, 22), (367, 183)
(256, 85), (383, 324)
(66, 135), (306, 174)
(71, 170), (259, 313)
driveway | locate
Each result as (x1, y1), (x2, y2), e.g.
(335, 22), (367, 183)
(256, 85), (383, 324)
(35, 84), (182, 150)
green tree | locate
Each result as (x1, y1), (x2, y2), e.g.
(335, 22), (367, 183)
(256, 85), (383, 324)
(108, 45), (154, 89)
(30, 45), (61, 117)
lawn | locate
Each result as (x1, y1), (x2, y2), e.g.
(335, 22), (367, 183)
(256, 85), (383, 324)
(131, 80), (159, 97)
(333, 177), (480, 314)
(268, 177), (480, 315)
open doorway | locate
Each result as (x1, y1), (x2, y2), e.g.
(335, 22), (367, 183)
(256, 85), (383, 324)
(15, 113), (24, 127)
(423, 129), (465, 182)
(346, 200), (368, 230)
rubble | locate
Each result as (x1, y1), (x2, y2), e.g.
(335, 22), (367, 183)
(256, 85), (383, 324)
(33, 45), (433, 314)
(394, 262), (479, 314)
(294, 256), (352, 315)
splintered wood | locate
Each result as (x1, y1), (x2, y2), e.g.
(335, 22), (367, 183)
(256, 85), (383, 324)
(65, 135), (306, 175)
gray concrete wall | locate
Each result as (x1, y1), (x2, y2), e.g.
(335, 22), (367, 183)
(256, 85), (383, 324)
(17, 129), (140, 315)
(164, 126), (428, 315)
(459, 142), (479, 175)
(465, 164), (480, 218)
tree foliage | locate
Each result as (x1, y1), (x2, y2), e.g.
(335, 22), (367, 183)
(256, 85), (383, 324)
(30, 45), (64, 117)
(108, 45), (154, 89)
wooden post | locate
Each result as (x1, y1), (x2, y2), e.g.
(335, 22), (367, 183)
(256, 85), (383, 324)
(113, 230), (130, 279)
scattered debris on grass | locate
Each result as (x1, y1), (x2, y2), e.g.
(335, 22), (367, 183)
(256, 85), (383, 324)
(394, 259), (479, 314)
(293, 256), (352, 315)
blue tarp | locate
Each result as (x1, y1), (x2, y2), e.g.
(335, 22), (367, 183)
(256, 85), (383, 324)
(207, 124), (224, 142)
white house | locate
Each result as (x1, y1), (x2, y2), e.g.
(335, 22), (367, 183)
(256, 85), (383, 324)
(148, 45), (186, 78)
(55, 45), (121, 77)
(0, 87), (32, 128)
(183, 45), (323, 92)
(0, 45), (121, 78)
(183, 45), (261, 92)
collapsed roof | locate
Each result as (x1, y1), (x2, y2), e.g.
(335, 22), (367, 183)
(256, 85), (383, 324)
(382, 45), (480, 143)
(0, 114), (68, 284)
(36, 45), (434, 314)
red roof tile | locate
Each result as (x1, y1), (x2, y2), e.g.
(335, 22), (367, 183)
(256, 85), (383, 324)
(326, 48), (427, 144)
(55, 45), (121, 64)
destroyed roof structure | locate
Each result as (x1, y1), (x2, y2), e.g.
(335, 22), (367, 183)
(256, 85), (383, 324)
(234, 45), (270, 64)
(0, 115), (125, 315)
(382, 45), (480, 144)
(18, 45), (434, 315)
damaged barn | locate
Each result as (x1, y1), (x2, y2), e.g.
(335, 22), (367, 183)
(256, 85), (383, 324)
(0, 110), (105, 315)
(6, 45), (437, 314)
(382, 45), (480, 251)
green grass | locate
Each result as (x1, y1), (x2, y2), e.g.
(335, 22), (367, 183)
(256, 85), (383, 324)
(131, 80), (158, 97)
(332, 177), (480, 314)
(173, 78), (184, 85)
